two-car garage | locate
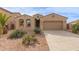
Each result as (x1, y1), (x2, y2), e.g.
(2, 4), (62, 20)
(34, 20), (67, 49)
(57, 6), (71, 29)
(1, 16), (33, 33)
(43, 21), (63, 30)
(40, 13), (67, 31)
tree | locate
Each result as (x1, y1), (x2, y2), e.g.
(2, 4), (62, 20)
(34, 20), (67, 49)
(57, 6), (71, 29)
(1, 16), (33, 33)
(0, 13), (11, 34)
(72, 24), (79, 33)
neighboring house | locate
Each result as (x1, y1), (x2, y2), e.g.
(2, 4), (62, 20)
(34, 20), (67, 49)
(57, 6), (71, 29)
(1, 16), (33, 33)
(0, 7), (68, 32)
(69, 20), (79, 24)
(68, 20), (79, 31)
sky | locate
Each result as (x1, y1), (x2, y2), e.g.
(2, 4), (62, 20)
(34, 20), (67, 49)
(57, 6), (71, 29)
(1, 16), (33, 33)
(3, 7), (79, 23)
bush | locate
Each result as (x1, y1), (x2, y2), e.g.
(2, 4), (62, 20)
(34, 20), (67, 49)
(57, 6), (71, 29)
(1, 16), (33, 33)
(34, 28), (41, 34)
(72, 24), (79, 33)
(22, 35), (37, 46)
(8, 30), (26, 39)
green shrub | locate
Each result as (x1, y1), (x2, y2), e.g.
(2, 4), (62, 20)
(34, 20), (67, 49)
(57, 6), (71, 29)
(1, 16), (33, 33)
(8, 30), (26, 39)
(22, 35), (37, 46)
(34, 28), (41, 34)
(72, 24), (79, 33)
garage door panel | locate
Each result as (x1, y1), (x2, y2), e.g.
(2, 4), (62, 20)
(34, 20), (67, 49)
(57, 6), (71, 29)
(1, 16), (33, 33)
(43, 21), (63, 30)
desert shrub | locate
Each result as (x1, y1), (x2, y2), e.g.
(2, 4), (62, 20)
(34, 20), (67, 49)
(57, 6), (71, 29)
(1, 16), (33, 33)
(8, 30), (26, 39)
(72, 24), (79, 33)
(22, 35), (37, 46)
(34, 28), (41, 34)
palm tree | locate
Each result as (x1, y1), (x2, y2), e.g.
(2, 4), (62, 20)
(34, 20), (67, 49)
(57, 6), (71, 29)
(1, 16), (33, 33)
(0, 13), (11, 34)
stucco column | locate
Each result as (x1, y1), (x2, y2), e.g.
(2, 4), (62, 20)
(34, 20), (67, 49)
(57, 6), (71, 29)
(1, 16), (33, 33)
(15, 21), (19, 30)
(40, 19), (43, 30)
(31, 18), (35, 30)
(63, 20), (67, 30)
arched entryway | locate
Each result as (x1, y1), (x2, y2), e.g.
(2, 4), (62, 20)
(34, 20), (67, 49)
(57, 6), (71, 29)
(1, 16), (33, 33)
(35, 18), (40, 28)
(10, 23), (15, 30)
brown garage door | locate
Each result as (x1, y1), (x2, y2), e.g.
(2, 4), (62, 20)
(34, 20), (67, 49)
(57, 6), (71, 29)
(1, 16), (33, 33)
(43, 21), (63, 30)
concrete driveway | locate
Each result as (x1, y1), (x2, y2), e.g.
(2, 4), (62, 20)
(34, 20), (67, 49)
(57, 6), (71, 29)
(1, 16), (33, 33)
(44, 31), (79, 51)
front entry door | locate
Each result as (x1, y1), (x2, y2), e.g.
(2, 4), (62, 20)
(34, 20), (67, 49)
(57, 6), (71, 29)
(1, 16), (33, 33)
(35, 18), (40, 28)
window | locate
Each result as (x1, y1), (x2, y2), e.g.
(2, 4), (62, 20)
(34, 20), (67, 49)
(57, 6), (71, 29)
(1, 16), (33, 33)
(19, 19), (24, 26)
(26, 19), (31, 27)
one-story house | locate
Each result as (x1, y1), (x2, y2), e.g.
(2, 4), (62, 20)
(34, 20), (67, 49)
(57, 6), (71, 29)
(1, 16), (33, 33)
(0, 7), (68, 32)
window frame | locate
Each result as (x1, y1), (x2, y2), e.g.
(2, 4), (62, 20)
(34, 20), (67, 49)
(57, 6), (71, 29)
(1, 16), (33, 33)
(26, 19), (31, 27)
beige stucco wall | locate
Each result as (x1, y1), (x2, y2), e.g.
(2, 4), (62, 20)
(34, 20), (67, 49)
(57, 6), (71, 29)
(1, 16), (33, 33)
(10, 13), (67, 31)
(15, 15), (35, 31)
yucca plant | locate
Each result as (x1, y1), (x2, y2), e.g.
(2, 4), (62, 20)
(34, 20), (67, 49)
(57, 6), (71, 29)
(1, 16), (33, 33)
(22, 35), (37, 46)
(0, 13), (11, 34)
